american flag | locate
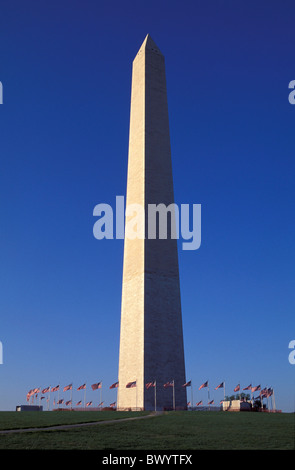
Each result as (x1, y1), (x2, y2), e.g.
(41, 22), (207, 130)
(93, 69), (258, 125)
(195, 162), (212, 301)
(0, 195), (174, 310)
(63, 384), (72, 392)
(126, 381), (137, 388)
(267, 387), (273, 397)
(243, 384), (252, 390)
(234, 384), (240, 392)
(196, 400), (203, 406)
(51, 385), (59, 392)
(110, 402), (116, 407)
(98, 402), (104, 407)
(110, 381), (119, 389)
(145, 381), (155, 389)
(199, 381), (208, 390)
(26, 390), (34, 400)
(182, 381), (191, 387)
(42, 387), (50, 394)
(57, 399), (64, 405)
(208, 399), (214, 405)
(66, 400), (72, 406)
(76, 401), (82, 406)
(86, 401), (92, 407)
(77, 383), (86, 390)
(251, 385), (261, 393)
(163, 381), (174, 388)
(91, 382), (102, 390)
(215, 382), (224, 390)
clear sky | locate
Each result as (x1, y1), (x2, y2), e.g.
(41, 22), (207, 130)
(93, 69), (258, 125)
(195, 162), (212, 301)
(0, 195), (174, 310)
(0, 0), (294, 412)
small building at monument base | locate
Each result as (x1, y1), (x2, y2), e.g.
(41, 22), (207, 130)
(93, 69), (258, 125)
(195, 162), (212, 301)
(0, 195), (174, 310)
(223, 400), (251, 411)
(16, 405), (43, 412)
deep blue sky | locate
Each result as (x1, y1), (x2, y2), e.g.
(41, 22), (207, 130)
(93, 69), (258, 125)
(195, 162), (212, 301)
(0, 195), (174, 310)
(0, 1), (294, 412)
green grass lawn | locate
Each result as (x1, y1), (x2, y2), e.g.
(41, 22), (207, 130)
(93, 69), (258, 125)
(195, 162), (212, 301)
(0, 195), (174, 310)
(0, 410), (147, 430)
(0, 411), (294, 450)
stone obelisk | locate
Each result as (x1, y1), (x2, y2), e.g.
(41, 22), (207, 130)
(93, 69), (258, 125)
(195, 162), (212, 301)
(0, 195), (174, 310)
(117, 35), (187, 410)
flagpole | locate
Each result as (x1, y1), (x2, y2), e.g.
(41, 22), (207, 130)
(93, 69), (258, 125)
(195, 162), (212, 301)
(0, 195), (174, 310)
(267, 386), (272, 411)
(100, 382), (102, 410)
(208, 382), (210, 411)
(191, 381), (193, 411)
(71, 383), (73, 410)
(84, 384), (86, 409)
(268, 389), (271, 411)
(173, 380), (175, 411)
(154, 381), (157, 412)
(272, 388), (276, 411)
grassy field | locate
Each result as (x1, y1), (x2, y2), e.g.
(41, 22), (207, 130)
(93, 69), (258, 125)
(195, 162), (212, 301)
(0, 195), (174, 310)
(0, 410), (294, 450)
(0, 410), (147, 430)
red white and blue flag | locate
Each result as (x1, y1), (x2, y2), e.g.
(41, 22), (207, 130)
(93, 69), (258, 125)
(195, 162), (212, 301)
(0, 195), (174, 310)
(182, 381), (191, 387)
(164, 381), (174, 388)
(91, 382), (102, 390)
(126, 381), (137, 388)
(199, 381), (208, 390)
(63, 384), (72, 392)
(145, 381), (156, 389)
(215, 382), (224, 390)
(243, 384), (252, 391)
(110, 382), (119, 389)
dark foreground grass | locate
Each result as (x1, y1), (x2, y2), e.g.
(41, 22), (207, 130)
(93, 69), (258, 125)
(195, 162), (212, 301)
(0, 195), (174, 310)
(0, 411), (294, 450)
(0, 410), (147, 431)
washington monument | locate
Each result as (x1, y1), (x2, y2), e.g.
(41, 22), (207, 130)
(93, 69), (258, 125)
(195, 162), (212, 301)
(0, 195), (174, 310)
(117, 35), (187, 410)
